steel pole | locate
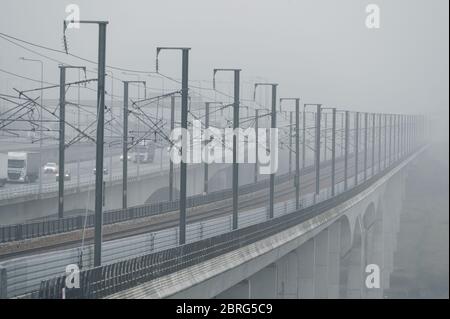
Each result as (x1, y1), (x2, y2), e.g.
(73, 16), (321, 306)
(39, 61), (43, 196)
(354, 112), (359, 186)
(371, 113), (375, 177)
(136, 78), (141, 180)
(302, 107), (306, 169)
(58, 66), (66, 219)
(94, 22), (107, 267)
(331, 108), (336, 196)
(406, 115), (409, 155)
(122, 82), (128, 210)
(109, 73), (113, 184)
(324, 112), (327, 162)
(179, 49), (189, 245)
(384, 114), (387, 169)
(364, 112), (368, 181)
(289, 111), (292, 175)
(378, 114), (382, 173)
(232, 71), (240, 229)
(254, 109), (259, 183)
(204, 102), (210, 194)
(341, 114), (344, 157)
(410, 115), (412, 153)
(401, 115), (404, 157)
(397, 114), (401, 160)
(392, 114), (396, 162)
(399, 115), (402, 158)
(344, 111), (349, 190)
(269, 85), (277, 219)
(406, 115), (408, 154)
(315, 105), (321, 198)
(404, 115), (407, 154)
(295, 99), (300, 209)
(169, 95), (175, 201)
(389, 115), (392, 167)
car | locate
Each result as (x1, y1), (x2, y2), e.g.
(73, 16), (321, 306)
(55, 170), (71, 181)
(120, 154), (131, 161)
(93, 167), (108, 175)
(43, 162), (58, 174)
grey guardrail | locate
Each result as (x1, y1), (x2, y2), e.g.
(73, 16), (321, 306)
(32, 151), (413, 299)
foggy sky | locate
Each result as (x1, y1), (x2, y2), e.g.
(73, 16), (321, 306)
(0, 0), (448, 121)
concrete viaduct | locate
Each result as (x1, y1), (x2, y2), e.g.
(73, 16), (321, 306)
(104, 149), (418, 299)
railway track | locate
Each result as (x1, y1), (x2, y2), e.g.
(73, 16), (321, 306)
(0, 157), (359, 260)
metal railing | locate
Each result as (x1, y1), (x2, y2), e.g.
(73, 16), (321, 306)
(0, 160), (170, 201)
(0, 162), (319, 243)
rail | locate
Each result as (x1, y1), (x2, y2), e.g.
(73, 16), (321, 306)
(0, 160), (323, 243)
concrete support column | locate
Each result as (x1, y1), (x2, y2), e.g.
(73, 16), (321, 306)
(276, 251), (299, 299)
(365, 221), (384, 298)
(382, 204), (395, 290)
(314, 229), (329, 298)
(328, 222), (341, 298)
(346, 230), (364, 298)
(248, 264), (277, 298)
(297, 239), (315, 298)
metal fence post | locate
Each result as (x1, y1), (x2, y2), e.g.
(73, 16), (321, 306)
(315, 105), (321, 197)
(378, 113), (382, 173)
(344, 111), (349, 190)
(331, 108), (336, 196)
(364, 112), (368, 181)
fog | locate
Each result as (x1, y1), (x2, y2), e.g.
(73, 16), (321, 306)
(0, 0), (448, 299)
(1, 1), (448, 113)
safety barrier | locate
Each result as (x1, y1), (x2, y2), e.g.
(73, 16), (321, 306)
(0, 170), (294, 243)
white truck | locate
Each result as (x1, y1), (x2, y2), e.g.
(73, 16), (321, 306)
(7, 151), (40, 183)
(133, 143), (155, 163)
(0, 153), (7, 187)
